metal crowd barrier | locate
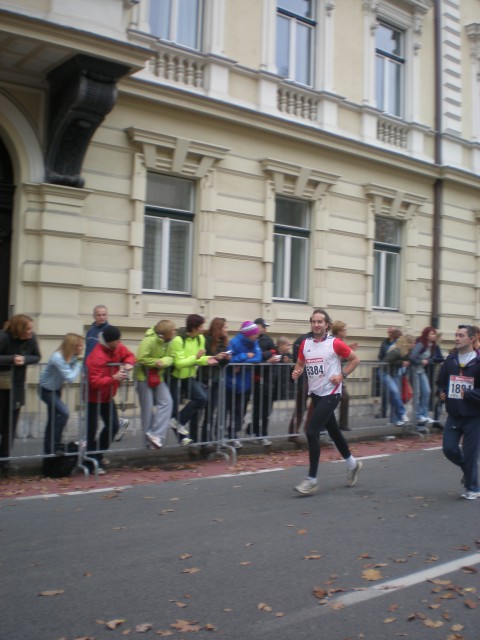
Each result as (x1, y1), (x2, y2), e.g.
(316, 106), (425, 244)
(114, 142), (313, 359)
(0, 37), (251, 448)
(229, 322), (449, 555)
(0, 360), (445, 476)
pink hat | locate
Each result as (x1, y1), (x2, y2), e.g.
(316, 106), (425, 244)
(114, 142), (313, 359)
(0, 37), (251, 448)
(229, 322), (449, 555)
(240, 321), (259, 337)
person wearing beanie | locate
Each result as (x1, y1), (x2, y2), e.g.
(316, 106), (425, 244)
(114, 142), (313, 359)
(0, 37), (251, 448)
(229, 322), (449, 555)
(85, 325), (135, 475)
(225, 321), (262, 448)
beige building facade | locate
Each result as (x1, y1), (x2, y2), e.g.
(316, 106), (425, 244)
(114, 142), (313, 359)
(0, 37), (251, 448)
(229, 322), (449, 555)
(0, 0), (479, 356)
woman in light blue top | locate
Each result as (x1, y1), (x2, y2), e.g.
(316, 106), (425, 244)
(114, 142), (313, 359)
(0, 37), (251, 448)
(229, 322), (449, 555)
(39, 333), (83, 455)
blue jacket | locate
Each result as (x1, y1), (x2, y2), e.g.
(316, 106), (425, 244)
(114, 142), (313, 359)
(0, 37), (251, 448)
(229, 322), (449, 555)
(39, 351), (82, 391)
(226, 333), (261, 393)
(436, 350), (480, 417)
(85, 321), (109, 360)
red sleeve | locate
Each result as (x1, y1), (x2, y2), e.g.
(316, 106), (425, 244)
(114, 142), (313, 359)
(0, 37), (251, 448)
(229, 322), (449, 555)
(332, 338), (351, 359)
(297, 339), (307, 362)
(118, 343), (136, 366)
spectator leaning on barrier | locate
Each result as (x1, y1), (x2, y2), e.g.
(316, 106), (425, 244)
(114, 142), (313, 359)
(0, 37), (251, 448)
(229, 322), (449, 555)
(169, 314), (219, 447)
(288, 330), (313, 441)
(226, 321), (262, 448)
(134, 320), (175, 450)
(85, 325), (135, 475)
(377, 325), (399, 419)
(0, 314), (41, 477)
(409, 326), (438, 430)
(437, 324), (480, 500)
(39, 333), (84, 457)
(251, 317), (277, 446)
(292, 308), (362, 496)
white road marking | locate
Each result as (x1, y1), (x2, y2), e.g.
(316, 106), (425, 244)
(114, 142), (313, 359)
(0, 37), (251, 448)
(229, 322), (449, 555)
(15, 486), (132, 500)
(332, 552), (480, 607)
(201, 468), (285, 480)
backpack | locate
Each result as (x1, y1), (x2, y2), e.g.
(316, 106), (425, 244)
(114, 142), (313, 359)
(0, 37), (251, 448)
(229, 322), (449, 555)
(42, 442), (79, 478)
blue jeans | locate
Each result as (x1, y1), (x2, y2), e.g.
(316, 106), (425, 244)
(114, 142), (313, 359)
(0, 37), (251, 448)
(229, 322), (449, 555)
(443, 415), (480, 492)
(169, 377), (207, 443)
(40, 387), (69, 455)
(413, 370), (431, 420)
(384, 374), (405, 423)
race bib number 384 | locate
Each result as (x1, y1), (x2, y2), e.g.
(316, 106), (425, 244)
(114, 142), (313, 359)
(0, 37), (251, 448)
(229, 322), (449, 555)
(448, 375), (474, 399)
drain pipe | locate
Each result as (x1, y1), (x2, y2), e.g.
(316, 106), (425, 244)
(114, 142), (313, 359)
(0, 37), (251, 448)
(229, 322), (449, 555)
(431, 0), (442, 328)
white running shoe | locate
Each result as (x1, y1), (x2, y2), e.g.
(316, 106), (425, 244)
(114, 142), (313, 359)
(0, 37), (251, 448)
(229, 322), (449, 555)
(146, 433), (163, 449)
(461, 491), (480, 500)
(232, 439), (243, 449)
(261, 438), (272, 446)
(294, 478), (319, 495)
(170, 418), (190, 437)
(347, 460), (363, 487)
(180, 436), (193, 446)
(114, 418), (130, 441)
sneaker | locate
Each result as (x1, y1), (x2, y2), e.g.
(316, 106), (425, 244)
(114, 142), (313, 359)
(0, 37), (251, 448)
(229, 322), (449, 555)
(417, 416), (428, 424)
(180, 436), (193, 446)
(146, 433), (163, 449)
(294, 478), (319, 495)
(170, 418), (190, 437)
(461, 491), (480, 500)
(416, 425), (428, 434)
(114, 418), (130, 442)
(401, 414), (409, 423)
(97, 467), (106, 476)
(347, 460), (363, 487)
(232, 439), (243, 449)
(395, 420), (405, 427)
(261, 438), (272, 446)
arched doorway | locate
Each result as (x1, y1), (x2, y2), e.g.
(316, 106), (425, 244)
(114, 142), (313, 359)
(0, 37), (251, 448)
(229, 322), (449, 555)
(0, 137), (14, 326)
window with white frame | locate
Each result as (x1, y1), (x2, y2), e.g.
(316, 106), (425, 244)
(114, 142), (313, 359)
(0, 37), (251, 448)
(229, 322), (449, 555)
(375, 22), (404, 117)
(276, 0), (315, 86)
(273, 196), (310, 301)
(143, 173), (194, 294)
(373, 216), (401, 309)
(149, 0), (203, 50)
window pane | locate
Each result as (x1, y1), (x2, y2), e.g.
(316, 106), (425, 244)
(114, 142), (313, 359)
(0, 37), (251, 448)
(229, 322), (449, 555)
(149, 0), (170, 39)
(276, 15), (290, 78)
(375, 217), (400, 245)
(143, 216), (163, 290)
(387, 59), (401, 116)
(273, 234), (286, 297)
(384, 252), (398, 308)
(375, 55), (385, 111)
(278, 0), (312, 19)
(295, 22), (311, 85)
(147, 173), (194, 211)
(376, 24), (401, 56)
(289, 236), (307, 299)
(276, 197), (308, 228)
(177, 0), (200, 49)
(167, 220), (190, 291)
(373, 250), (382, 307)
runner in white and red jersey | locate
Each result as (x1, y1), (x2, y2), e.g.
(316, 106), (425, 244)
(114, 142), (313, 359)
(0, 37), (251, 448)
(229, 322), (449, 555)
(291, 308), (363, 495)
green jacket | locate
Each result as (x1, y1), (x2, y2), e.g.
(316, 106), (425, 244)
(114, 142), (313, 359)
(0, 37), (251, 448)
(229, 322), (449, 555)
(134, 326), (174, 382)
(170, 328), (210, 379)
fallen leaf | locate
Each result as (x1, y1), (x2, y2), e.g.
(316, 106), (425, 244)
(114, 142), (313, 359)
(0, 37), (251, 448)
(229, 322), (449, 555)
(297, 529), (308, 535)
(330, 601), (345, 610)
(106, 619), (126, 629)
(384, 617), (396, 623)
(304, 555), (322, 560)
(258, 603), (272, 612)
(39, 589), (64, 596)
(181, 567), (200, 574)
(135, 623), (152, 632)
(461, 565), (478, 574)
(451, 624), (464, 631)
(362, 569), (383, 581)
(154, 630), (174, 636)
(423, 619), (444, 628)
(239, 561), (252, 566)
(312, 587), (328, 600)
(464, 599), (477, 609)
(204, 623), (217, 630)
(388, 604), (399, 611)
(170, 619), (201, 632)
(179, 554), (192, 560)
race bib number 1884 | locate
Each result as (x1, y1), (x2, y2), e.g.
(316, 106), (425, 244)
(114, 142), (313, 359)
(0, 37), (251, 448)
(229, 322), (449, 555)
(448, 375), (474, 399)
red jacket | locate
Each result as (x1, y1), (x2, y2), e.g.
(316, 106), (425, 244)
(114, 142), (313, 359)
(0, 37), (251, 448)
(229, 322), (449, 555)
(86, 342), (135, 403)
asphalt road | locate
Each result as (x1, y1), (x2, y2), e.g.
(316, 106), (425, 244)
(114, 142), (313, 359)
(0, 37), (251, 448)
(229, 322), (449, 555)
(1, 446), (479, 640)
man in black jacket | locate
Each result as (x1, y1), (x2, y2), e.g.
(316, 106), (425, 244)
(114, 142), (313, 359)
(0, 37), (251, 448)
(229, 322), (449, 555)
(251, 318), (277, 445)
(437, 324), (480, 500)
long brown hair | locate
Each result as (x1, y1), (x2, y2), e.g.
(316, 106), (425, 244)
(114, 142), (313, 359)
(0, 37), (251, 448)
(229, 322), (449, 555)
(59, 333), (84, 363)
(3, 314), (33, 339)
(205, 317), (227, 354)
